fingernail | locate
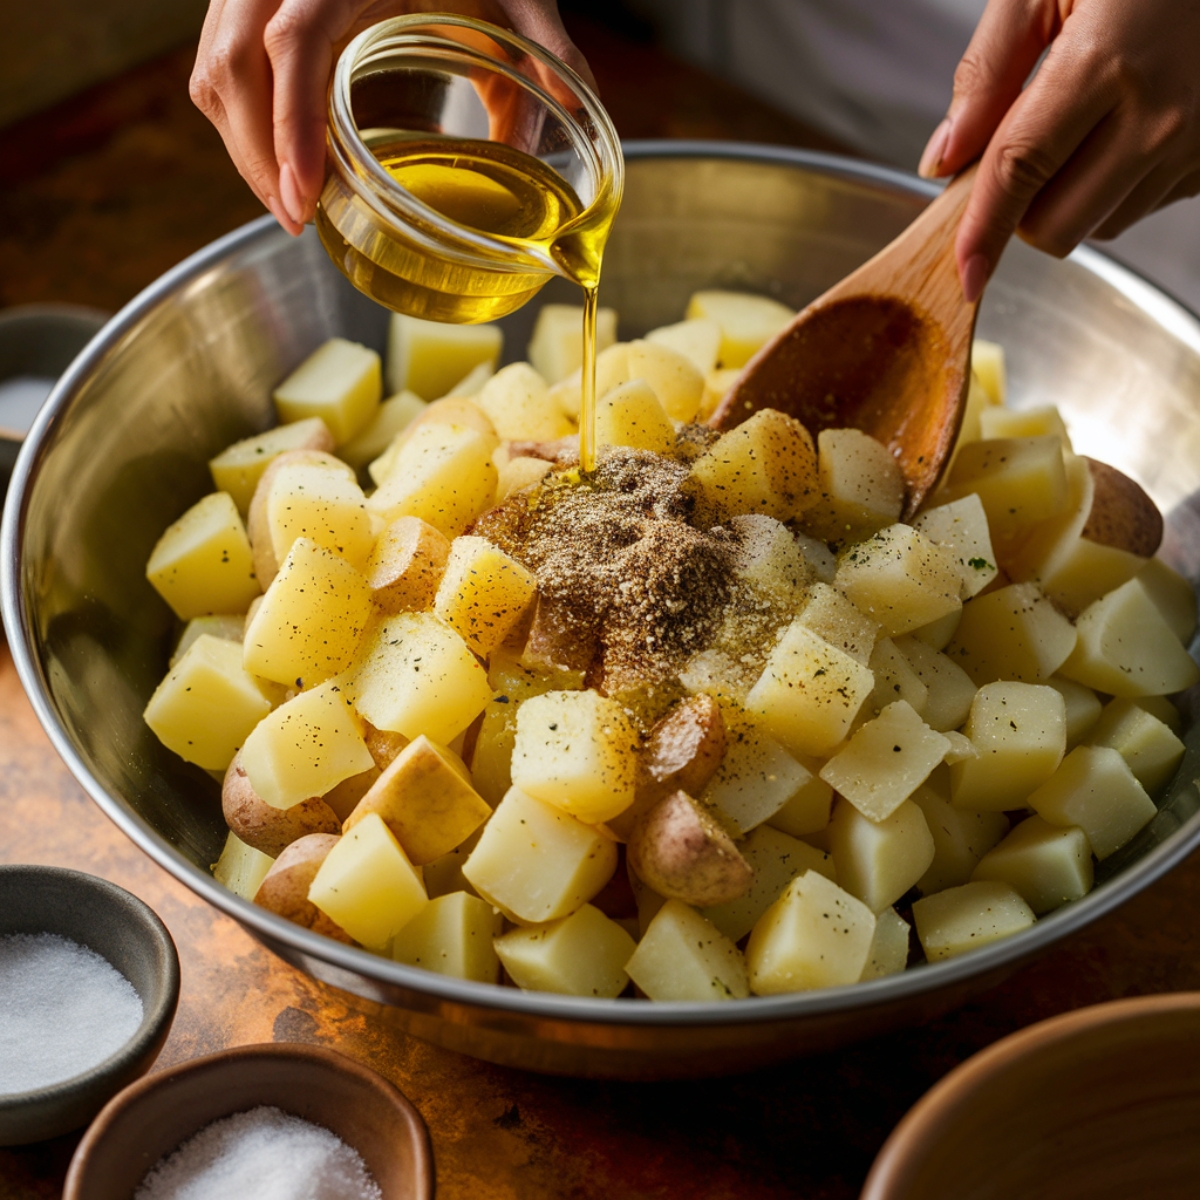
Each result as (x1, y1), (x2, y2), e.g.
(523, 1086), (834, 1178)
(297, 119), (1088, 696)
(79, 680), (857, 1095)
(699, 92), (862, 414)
(918, 119), (951, 179)
(962, 253), (989, 304)
(279, 162), (306, 226)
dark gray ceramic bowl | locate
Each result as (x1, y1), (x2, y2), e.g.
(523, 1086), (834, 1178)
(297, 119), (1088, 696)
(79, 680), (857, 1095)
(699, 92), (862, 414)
(0, 865), (180, 1145)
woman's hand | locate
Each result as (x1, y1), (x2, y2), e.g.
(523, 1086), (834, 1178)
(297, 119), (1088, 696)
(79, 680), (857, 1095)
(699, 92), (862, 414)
(919, 0), (1200, 301)
(190, 0), (592, 235)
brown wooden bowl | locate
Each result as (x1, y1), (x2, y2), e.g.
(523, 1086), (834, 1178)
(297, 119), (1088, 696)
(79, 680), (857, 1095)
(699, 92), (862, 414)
(63, 1042), (433, 1199)
(861, 992), (1200, 1200)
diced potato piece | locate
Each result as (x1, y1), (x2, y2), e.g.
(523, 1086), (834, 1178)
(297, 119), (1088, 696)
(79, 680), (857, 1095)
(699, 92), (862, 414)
(252, 833), (350, 939)
(511, 691), (640, 824)
(745, 621), (875, 758)
(265, 461), (374, 569)
(366, 422), (498, 537)
(908, 608), (962, 652)
(700, 825), (835, 942)
(895, 636), (977, 732)
(829, 797), (935, 912)
(971, 816), (1093, 914)
(365, 516), (451, 615)
(308, 812), (426, 951)
(209, 418), (335, 514)
(806, 428), (907, 543)
(860, 906), (911, 980)
(146, 491), (260, 621)
(946, 372), (992, 463)
(699, 367), (741, 422)
(728, 515), (813, 606)
(795, 582), (880, 665)
(387, 313), (502, 399)
(527, 303), (618, 384)
(497, 455), (554, 500)
(390, 891), (501, 983)
(910, 783), (1009, 894)
(979, 404), (1072, 446)
(685, 289), (793, 368)
(1044, 676), (1103, 748)
(868, 637), (928, 717)
(212, 831), (276, 901)
(1088, 698), (1185, 794)
(353, 612), (493, 743)
(368, 396), (498, 486)
(950, 682), (1066, 811)
(1137, 557), (1198, 643)
(1133, 694), (1184, 733)
(626, 340), (704, 422)
(946, 582), (1077, 685)
(971, 339), (1006, 405)
(345, 734), (490, 866)
(625, 899), (749, 1002)
(912, 494), (998, 598)
(240, 679), (374, 809)
(1028, 745), (1157, 859)
(494, 904), (636, 998)
(145, 635), (276, 771)
(443, 361), (494, 398)
(766, 770), (835, 839)
(433, 535), (537, 657)
(941, 730), (978, 765)
(339, 391), (426, 470)
(547, 343), (630, 420)
(820, 701), (950, 823)
(689, 409), (818, 521)
(170, 614), (244, 668)
(422, 832), (481, 899)
(594, 379), (675, 454)
(243, 538), (371, 686)
(913, 880), (1035, 961)
(273, 337), (381, 444)
(746, 871), (876, 993)
(478, 362), (571, 440)
(1061, 578), (1200, 697)
(462, 787), (617, 924)
(795, 531), (837, 584)
(645, 317), (722, 374)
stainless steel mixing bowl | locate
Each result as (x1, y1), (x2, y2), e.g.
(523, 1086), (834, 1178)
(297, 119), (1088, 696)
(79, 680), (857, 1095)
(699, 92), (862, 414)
(5, 143), (1200, 1079)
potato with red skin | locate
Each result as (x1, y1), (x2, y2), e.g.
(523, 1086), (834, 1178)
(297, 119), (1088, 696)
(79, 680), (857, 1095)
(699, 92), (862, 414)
(253, 833), (354, 943)
(221, 752), (340, 857)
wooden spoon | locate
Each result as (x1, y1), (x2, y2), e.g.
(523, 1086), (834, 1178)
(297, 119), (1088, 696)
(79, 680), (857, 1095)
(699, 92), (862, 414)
(711, 164), (980, 518)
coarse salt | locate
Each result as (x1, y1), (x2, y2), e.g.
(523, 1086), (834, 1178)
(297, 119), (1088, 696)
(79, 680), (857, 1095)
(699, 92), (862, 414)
(0, 932), (143, 1095)
(135, 1105), (383, 1200)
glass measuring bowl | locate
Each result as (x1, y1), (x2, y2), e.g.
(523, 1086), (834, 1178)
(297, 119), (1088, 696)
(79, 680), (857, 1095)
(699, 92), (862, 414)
(318, 14), (624, 323)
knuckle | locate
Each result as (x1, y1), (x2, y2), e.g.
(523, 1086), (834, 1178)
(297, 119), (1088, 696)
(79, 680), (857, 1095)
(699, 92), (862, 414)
(264, 4), (309, 58)
(993, 140), (1058, 200)
(951, 50), (991, 101)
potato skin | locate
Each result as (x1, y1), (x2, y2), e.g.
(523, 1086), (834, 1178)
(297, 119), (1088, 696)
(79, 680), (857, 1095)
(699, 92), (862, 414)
(253, 833), (354, 943)
(628, 789), (752, 907)
(1081, 457), (1162, 558)
(222, 752), (340, 857)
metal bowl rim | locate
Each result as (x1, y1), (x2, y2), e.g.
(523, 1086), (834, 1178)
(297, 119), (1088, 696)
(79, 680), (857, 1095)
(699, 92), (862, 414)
(5, 139), (1200, 1028)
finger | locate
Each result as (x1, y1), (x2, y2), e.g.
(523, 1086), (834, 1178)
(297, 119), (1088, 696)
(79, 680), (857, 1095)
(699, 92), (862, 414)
(1092, 163), (1200, 241)
(499, 0), (598, 93)
(918, 0), (1054, 179)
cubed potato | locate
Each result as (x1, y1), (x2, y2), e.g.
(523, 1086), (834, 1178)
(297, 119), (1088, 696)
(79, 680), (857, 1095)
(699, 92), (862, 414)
(746, 871), (876, 994)
(273, 337), (381, 444)
(971, 339), (1006, 405)
(645, 317), (722, 374)
(387, 313), (502, 399)
(868, 637), (929, 717)
(339, 390), (427, 470)
(805, 428), (906, 543)
(978, 404), (1071, 446)
(527, 302), (618, 384)
(699, 367), (741, 422)
(1061, 578), (1200, 697)
(390, 891), (501, 983)
(252, 833), (352, 941)
(1028, 745), (1157, 859)
(859, 906), (912, 980)
(462, 787), (617, 924)
(222, 751), (340, 856)
(443, 361), (494, 398)
(678, 647), (752, 707)
(145, 635), (277, 771)
(209, 417), (335, 514)
(625, 899), (749, 1001)
(795, 582), (880, 665)
(212, 831), (275, 901)
(352, 611), (493, 744)
(511, 690), (640, 824)
(497, 455), (554, 500)
(594, 379), (675, 454)
(146, 491), (260, 621)
(950, 682), (1066, 811)
(946, 582), (1077, 685)
(702, 825), (835, 942)
(1088, 698), (1185, 794)
(820, 701), (950, 823)
(478, 362), (572, 440)
(766, 769), (835, 839)
(836, 524), (963, 638)
(908, 608), (963, 652)
(422, 831), (481, 899)
(829, 797), (935, 912)
(684, 289), (793, 368)
(795, 531), (838, 584)
(366, 422), (499, 537)
(345, 734), (491, 865)
(307, 812), (427, 951)
(728, 515), (813, 606)
(1133, 694), (1184, 733)
(547, 342), (630, 421)
(243, 538), (372, 686)
(366, 516), (451, 615)
(941, 730), (978, 765)
(169, 614), (244, 669)
(265, 461), (374, 570)
(895, 636), (977, 732)
(433, 535), (537, 657)
(625, 340), (705, 422)
(971, 815), (1093, 914)
(911, 782), (1009, 894)
(1137, 557), (1198, 643)
(689, 409), (819, 521)
(494, 904), (636, 998)
(946, 372), (995, 465)
(745, 621), (876, 758)
(1044, 677), (1103, 748)
(368, 396), (498, 486)
(912, 494), (998, 598)
(912, 880), (1035, 961)
(240, 679), (374, 809)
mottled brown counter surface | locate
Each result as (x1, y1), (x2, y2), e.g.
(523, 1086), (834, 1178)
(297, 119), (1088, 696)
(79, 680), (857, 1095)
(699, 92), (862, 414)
(3, 21), (1200, 1200)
